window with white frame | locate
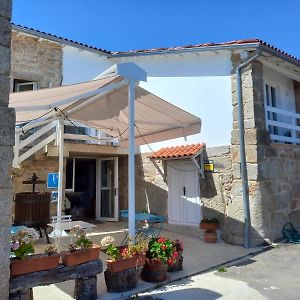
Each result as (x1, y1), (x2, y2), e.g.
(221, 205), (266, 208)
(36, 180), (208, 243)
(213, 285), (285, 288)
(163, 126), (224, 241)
(13, 79), (38, 92)
(265, 84), (278, 135)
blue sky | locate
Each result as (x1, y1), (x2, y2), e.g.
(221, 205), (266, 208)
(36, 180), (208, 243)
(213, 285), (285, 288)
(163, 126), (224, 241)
(12, 0), (300, 57)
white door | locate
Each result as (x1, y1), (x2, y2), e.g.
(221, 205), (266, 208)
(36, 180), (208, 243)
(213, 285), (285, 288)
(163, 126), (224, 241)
(167, 160), (201, 226)
(96, 157), (118, 221)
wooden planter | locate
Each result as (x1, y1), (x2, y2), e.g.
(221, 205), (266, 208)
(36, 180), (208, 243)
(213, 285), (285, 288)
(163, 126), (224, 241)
(168, 256), (183, 272)
(200, 222), (219, 231)
(141, 258), (168, 282)
(104, 266), (143, 293)
(106, 254), (146, 273)
(61, 244), (100, 267)
(10, 254), (60, 277)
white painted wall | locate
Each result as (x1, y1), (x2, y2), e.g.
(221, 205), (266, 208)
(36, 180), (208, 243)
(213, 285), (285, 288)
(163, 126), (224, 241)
(63, 47), (233, 150)
(62, 46), (113, 84)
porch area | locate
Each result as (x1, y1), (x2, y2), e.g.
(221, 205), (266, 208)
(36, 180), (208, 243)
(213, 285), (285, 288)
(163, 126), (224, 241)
(31, 222), (261, 300)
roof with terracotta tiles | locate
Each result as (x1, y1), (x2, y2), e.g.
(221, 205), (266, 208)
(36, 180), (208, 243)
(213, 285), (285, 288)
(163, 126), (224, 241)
(12, 23), (111, 54)
(11, 24), (300, 68)
(149, 143), (205, 159)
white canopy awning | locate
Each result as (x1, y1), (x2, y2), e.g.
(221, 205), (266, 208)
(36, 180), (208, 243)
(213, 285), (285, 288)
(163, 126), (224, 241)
(9, 63), (202, 239)
(9, 73), (201, 146)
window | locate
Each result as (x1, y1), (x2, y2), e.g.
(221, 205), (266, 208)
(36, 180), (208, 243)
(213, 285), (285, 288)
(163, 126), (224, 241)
(265, 84), (278, 135)
(13, 79), (38, 92)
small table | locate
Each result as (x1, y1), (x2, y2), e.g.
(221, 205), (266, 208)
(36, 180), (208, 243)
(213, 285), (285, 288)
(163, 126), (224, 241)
(121, 211), (166, 240)
(48, 220), (95, 238)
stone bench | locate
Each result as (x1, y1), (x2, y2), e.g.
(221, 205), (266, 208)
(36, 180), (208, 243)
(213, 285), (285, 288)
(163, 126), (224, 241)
(9, 259), (103, 300)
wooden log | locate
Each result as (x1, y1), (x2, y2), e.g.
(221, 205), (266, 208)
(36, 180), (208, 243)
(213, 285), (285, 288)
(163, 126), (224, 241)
(10, 259), (102, 294)
(104, 266), (143, 293)
(74, 276), (97, 300)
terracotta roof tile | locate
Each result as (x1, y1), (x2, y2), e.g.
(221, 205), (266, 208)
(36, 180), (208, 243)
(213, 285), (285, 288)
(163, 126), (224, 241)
(149, 143), (205, 159)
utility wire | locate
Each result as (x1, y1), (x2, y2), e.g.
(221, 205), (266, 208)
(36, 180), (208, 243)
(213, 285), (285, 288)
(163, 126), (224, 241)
(54, 107), (129, 141)
(134, 124), (201, 173)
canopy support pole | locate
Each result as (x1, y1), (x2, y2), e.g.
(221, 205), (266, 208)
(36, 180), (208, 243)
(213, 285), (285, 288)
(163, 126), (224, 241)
(57, 116), (64, 218)
(128, 80), (136, 239)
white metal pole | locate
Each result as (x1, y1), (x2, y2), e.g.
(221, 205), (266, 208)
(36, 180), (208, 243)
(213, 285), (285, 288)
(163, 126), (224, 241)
(57, 117), (64, 218)
(128, 80), (136, 239)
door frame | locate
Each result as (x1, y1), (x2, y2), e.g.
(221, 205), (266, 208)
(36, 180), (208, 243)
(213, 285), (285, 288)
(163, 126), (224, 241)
(96, 157), (119, 221)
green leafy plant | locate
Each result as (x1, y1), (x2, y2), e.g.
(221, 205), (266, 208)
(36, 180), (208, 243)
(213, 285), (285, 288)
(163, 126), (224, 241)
(69, 225), (93, 252)
(147, 237), (178, 265)
(10, 228), (40, 260)
(217, 267), (227, 272)
(101, 235), (148, 261)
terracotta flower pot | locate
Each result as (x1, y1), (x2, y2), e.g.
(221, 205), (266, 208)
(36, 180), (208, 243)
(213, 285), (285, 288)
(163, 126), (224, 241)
(204, 231), (217, 243)
(106, 254), (146, 273)
(200, 222), (219, 231)
(141, 258), (168, 282)
(61, 244), (100, 267)
(10, 254), (60, 277)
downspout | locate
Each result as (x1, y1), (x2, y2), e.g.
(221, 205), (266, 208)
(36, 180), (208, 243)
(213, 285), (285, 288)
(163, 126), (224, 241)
(236, 48), (261, 248)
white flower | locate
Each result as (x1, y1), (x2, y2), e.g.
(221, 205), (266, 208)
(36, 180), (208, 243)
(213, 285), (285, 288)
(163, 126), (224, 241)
(100, 236), (115, 247)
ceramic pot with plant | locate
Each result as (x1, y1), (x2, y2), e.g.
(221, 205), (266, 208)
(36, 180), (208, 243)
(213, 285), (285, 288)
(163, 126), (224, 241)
(61, 225), (100, 266)
(168, 239), (184, 272)
(10, 228), (60, 277)
(102, 235), (148, 293)
(141, 236), (177, 282)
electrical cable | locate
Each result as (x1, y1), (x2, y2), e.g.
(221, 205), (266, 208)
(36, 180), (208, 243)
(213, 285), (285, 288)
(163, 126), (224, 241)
(134, 124), (201, 173)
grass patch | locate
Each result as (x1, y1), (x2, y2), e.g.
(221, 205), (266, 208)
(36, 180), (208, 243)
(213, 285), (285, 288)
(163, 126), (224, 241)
(217, 266), (227, 273)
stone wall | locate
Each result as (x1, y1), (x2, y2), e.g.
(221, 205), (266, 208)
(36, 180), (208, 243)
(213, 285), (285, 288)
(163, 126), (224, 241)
(11, 31), (63, 89)
(119, 153), (168, 216)
(200, 146), (232, 226)
(12, 154), (60, 218)
(0, 0), (14, 298)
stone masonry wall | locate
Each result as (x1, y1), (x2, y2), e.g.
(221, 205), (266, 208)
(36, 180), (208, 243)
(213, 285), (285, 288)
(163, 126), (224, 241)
(0, 1), (14, 298)
(11, 31), (63, 89)
(228, 53), (300, 245)
(12, 154), (60, 218)
(200, 146), (232, 227)
(119, 154), (168, 216)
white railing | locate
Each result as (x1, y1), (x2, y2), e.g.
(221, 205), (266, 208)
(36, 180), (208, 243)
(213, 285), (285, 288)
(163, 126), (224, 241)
(13, 118), (119, 168)
(265, 105), (300, 144)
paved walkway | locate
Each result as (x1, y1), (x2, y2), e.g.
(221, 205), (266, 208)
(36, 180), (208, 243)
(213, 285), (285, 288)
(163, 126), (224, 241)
(139, 244), (300, 300)
(32, 222), (261, 300)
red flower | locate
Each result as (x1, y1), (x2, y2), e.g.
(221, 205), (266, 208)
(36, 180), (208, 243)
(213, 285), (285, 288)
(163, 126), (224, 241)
(173, 251), (178, 257)
(158, 237), (166, 243)
(161, 245), (166, 251)
(167, 259), (173, 265)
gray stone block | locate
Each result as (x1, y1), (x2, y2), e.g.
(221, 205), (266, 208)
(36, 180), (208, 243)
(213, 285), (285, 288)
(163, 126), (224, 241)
(0, 45), (10, 75)
(0, 74), (10, 104)
(0, 147), (13, 188)
(0, 107), (15, 145)
(0, 0), (12, 20)
(0, 18), (11, 48)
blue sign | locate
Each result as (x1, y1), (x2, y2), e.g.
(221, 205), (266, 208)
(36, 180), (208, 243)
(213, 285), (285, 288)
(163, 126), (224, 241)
(47, 173), (59, 188)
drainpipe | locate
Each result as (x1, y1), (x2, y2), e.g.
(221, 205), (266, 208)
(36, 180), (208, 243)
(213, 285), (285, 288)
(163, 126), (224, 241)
(236, 48), (261, 248)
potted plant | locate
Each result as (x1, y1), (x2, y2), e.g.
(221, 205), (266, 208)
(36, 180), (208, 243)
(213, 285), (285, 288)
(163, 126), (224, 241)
(61, 225), (100, 266)
(200, 218), (219, 243)
(10, 228), (60, 277)
(168, 239), (184, 272)
(102, 235), (148, 292)
(141, 236), (177, 282)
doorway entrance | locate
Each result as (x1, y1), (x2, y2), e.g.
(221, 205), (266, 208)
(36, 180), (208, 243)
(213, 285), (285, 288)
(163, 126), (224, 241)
(167, 160), (201, 226)
(65, 157), (118, 221)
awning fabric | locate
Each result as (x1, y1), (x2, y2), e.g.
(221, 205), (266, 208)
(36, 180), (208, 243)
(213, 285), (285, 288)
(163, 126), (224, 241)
(9, 76), (201, 146)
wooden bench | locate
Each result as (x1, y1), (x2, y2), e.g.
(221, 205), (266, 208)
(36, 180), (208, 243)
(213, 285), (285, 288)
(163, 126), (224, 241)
(9, 259), (103, 300)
